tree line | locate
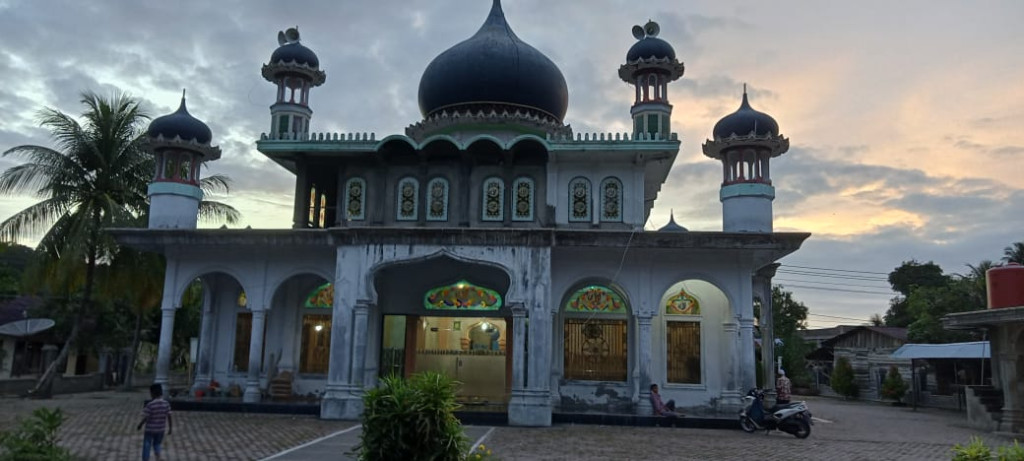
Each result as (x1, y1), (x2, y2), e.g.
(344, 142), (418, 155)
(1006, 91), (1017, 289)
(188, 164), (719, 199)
(881, 242), (1024, 343)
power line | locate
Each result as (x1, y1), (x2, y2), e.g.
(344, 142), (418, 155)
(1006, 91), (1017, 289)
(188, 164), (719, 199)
(777, 269), (889, 282)
(781, 264), (889, 276)
(808, 312), (873, 322)
(774, 278), (894, 291)
(774, 283), (894, 296)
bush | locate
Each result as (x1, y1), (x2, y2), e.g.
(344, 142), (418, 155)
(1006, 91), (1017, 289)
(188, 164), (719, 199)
(0, 407), (72, 461)
(950, 437), (1024, 461)
(880, 365), (909, 403)
(831, 356), (859, 399)
(355, 372), (467, 461)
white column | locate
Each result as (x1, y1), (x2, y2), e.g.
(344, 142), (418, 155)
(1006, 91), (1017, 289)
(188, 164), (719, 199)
(756, 264), (779, 398)
(636, 313), (654, 415)
(351, 302), (369, 388)
(192, 300), (215, 394)
(154, 306), (176, 394)
(511, 304), (527, 390)
(739, 317), (757, 392)
(243, 308), (267, 403)
(722, 321), (739, 392)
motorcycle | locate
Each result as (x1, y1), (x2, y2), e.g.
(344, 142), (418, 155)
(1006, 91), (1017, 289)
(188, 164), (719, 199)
(739, 388), (812, 438)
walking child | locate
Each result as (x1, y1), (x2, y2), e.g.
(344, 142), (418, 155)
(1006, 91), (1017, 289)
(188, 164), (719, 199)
(138, 384), (173, 461)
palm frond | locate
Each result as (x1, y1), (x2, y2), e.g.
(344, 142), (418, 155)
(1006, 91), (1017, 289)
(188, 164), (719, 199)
(0, 198), (72, 243)
(198, 200), (241, 225)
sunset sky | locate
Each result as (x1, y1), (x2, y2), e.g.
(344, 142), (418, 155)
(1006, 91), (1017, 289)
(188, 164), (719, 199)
(0, 0), (1021, 328)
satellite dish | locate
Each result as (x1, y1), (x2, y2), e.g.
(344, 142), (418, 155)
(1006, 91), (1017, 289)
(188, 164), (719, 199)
(644, 21), (660, 37)
(631, 25), (645, 40)
(277, 31), (286, 46)
(0, 318), (55, 338)
(285, 27), (301, 43)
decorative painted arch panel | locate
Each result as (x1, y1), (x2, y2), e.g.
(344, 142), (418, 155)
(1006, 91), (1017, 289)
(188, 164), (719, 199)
(564, 285), (627, 314)
(305, 282), (334, 308)
(424, 280), (502, 311)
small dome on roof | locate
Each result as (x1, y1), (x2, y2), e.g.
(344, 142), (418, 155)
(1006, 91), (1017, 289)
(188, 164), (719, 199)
(658, 213), (688, 232)
(712, 89), (780, 139)
(147, 94), (212, 144)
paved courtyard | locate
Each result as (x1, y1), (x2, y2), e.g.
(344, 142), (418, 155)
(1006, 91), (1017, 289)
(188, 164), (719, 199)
(1, 391), (1020, 460)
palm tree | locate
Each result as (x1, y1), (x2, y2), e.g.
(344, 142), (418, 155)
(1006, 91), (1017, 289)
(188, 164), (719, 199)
(0, 91), (239, 396)
(1004, 242), (1024, 264)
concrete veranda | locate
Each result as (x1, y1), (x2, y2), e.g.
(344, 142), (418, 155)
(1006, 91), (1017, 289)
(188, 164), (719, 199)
(2, 390), (1021, 460)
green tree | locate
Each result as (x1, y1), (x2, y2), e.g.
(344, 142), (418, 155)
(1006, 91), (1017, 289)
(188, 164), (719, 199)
(831, 356), (858, 399)
(884, 261), (949, 327)
(770, 286), (813, 387)
(0, 91), (239, 397)
(880, 365), (908, 404)
(1004, 241), (1024, 264)
(905, 278), (981, 343)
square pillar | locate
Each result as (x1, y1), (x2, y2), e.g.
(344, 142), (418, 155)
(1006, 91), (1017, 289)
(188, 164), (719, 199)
(154, 306), (176, 395)
(192, 301), (216, 395)
(636, 313), (654, 415)
(509, 302), (552, 426)
(243, 308), (267, 403)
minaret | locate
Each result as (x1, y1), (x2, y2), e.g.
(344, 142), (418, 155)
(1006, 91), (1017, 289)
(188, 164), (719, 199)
(702, 86), (789, 233)
(144, 91), (222, 229)
(262, 27), (326, 140)
(618, 21), (685, 139)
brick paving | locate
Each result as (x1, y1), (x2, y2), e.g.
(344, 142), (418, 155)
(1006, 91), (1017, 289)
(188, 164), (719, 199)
(484, 397), (1022, 461)
(2, 392), (1022, 460)
(0, 390), (352, 461)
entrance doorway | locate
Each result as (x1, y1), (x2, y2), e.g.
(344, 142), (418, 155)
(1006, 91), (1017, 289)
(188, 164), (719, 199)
(381, 315), (509, 406)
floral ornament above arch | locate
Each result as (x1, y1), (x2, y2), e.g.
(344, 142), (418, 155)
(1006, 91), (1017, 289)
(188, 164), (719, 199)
(565, 285), (626, 313)
(665, 287), (700, 315)
(424, 280), (502, 311)
(305, 282), (334, 308)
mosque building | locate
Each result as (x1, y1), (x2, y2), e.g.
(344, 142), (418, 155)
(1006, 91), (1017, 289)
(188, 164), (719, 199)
(115, 0), (808, 426)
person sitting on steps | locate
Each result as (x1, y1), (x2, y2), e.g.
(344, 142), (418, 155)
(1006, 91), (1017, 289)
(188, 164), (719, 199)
(650, 384), (684, 418)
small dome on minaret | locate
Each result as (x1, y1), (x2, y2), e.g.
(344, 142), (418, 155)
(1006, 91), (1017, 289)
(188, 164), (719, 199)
(148, 92), (213, 145)
(712, 87), (781, 140)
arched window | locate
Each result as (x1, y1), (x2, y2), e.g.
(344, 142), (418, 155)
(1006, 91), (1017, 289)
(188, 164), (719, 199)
(396, 177), (419, 221)
(300, 282), (333, 374)
(562, 284), (629, 382)
(511, 176), (534, 221)
(426, 177), (449, 222)
(345, 177), (366, 221)
(600, 177), (623, 222)
(568, 177), (591, 222)
(663, 283), (702, 385)
(482, 177), (504, 222)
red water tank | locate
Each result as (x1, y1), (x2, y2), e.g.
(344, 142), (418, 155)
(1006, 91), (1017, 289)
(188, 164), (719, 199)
(987, 263), (1024, 309)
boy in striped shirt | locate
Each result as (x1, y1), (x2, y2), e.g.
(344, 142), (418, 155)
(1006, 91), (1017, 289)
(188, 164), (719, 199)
(137, 384), (173, 461)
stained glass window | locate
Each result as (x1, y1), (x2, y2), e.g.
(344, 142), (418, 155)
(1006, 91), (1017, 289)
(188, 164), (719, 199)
(345, 178), (366, 221)
(569, 177), (591, 222)
(304, 283), (334, 308)
(426, 177), (449, 221)
(564, 285), (626, 313)
(665, 287), (700, 315)
(512, 177), (534, 221)
(482, 177), (504, 222)
(600, 178), (622, 222)
(423, 280), (502, 310)
(397, 177), (419, 221)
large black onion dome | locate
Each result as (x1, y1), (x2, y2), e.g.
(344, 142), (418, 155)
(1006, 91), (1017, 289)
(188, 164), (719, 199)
(417, 0), (569, 122)
(270, 42), (319, 68)
(148, 95), (212, 144)
(627, 37), (676, 62)
(712, 91), (780, 139)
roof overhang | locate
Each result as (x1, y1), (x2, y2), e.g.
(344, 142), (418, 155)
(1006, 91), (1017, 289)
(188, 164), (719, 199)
(890, 341), (990, 360)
